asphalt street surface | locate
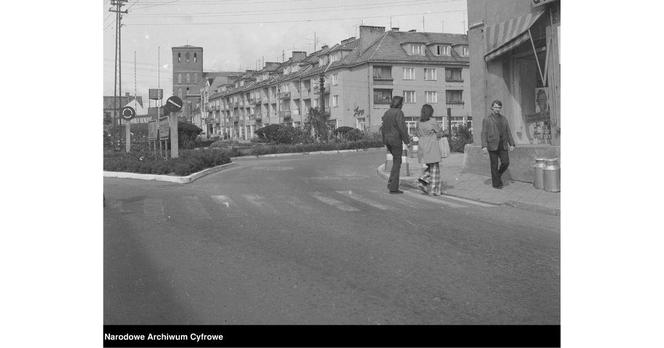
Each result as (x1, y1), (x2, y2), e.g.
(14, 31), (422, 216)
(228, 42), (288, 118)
(104, 149), (559, 325)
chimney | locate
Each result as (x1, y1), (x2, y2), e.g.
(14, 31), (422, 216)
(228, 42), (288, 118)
(321, 45), (329, 50)
(125, 92), (130, 97)
(408, 29), (416, 32)
(291, 51), (307, 61)
(391, 27), (400, 31)
(359, 25), (385, 52)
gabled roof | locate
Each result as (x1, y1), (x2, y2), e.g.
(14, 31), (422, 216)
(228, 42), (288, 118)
(352, 31), (469, 65)
(103, 96), (143, 110)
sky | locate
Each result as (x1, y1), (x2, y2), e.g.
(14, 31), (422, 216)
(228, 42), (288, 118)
(103, 0), (468, 101)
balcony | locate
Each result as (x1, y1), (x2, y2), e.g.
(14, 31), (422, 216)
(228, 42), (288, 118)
(446, 101), (465, 107)
(279, 91), (291, 99)
(300, 89), (311, 99)
(291, 89), (301, 99)
(373, 75), (393, 86)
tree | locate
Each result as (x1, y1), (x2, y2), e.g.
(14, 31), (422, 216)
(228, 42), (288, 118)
(305, 107), (330, 143)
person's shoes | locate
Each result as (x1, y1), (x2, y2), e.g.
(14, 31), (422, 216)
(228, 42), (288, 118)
(431, 192), (440, 196)
(389, 190), (404, 194)
(493, 185), (504, 189)
(417, 177), (429, 186)
(417, 184), (428, 195)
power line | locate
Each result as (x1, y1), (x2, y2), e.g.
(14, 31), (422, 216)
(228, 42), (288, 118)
(124, 9), (466, 26)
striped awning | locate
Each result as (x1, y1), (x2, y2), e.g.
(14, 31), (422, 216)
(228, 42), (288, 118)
(484, 10), (544, 61)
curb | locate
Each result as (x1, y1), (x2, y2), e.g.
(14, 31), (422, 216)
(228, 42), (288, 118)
(104, 162), (237, 184)
(232, 147), (383, 160)
(376, 163), (559, 215)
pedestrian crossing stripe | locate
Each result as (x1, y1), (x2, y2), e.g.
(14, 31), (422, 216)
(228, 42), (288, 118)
(310, 192), (360, 212)
(211, 195), (234, 208)
(335, 190), (390, 210)
(403, 191), (467, 208)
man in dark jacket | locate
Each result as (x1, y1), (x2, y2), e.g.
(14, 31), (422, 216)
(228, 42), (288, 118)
(381, 96), (410, 193)
(481, 100), (516, 189)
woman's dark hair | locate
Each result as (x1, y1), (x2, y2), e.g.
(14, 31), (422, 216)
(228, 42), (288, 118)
(390, 96), (403, 109)
(420, 104), (434, 122)
(491, 100), (502, 108)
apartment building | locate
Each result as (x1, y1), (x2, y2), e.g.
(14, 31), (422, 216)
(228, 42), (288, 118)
(200, 25), (470, 140)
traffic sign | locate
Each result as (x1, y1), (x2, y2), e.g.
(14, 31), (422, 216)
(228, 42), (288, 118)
(164, 96), (183, 113)
(120, 106), (136, 121)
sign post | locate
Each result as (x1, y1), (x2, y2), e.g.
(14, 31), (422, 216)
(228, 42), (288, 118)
(164, 96), (183, 158)
(120, 106), (136, 152)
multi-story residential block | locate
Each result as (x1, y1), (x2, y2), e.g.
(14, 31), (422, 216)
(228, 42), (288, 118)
(196, 25), (470, 141)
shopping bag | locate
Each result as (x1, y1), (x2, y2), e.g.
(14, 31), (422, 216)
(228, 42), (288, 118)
(439, 137), (450, 159)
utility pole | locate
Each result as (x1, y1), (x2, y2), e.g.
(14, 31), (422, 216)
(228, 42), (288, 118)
(422, 16), (425, 31)
(109, 0), (128, 148)
(314, 32), (317, 51)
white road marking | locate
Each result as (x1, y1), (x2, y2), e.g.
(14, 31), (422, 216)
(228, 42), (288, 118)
(336, 190), (391, 210)
(403, 190), (467, 208)
(143, 198), (165, 219)
(282, 195), (314, 211)
(182, 196), (211, 220)
(310, 192), (360, 212)
(211, 195), (234, 208)
(437, 194), (496, 207)
(241, 194), (279, 214)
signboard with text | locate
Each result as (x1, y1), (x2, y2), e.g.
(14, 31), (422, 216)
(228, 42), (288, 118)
(148, 121), (158, 141)
(159, 116), (170, 140)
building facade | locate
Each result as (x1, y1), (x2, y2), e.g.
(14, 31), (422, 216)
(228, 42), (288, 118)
(194, 25), (471, 141)
(172, 45), (204, 123)
(465, 0), (560, 182)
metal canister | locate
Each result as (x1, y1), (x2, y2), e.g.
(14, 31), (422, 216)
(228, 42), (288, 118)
(533, 158), (547, 190)
(543, 158), (560, 192)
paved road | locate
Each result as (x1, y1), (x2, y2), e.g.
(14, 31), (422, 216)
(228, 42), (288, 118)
(104, 150), (559, 325)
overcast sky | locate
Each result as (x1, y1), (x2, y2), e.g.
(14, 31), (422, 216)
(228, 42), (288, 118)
(103, 0), (468, 100)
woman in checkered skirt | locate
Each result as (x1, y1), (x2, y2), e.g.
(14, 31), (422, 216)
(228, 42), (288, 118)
(416, 104), (444, 196)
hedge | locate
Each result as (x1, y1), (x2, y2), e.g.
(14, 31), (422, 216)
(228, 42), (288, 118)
(104, 148), (231, 176)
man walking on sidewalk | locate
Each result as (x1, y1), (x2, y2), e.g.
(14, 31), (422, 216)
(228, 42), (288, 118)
(381, 96), (410, 194)
(481, 100), (515, 189)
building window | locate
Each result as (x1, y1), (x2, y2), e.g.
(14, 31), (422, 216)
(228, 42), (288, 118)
(424, 68), (437, 81)
(186, 73), (191, 83)
(403, 67), (415, 80)
(178, 88), (183, 97)
(178, 73), (182, 83)
(410, 44), (424, 56)
(425, 91), (438, 103)
(178, 53), (181, 62)
(373, 66), (392, 80)
(185, 52), (190, 62)
(404, 90), (416, 104)
(194, 53), (198, 62)
(332, 95), (339, 108)
(446, 90), (463, 104)
(434, 45), (451, 56)
(332, 73), (338, 86)
(374, 89), (392, 104)
(461, 46), (469, 57)
(445, 68), (463, 82)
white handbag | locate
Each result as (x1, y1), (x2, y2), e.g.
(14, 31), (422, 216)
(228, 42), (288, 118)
(439, 137), (450, 159)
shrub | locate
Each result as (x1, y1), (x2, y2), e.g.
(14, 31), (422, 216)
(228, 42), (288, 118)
(449, 124), (474, 152)
(333, 126), (364, 142)
(104, 148), (231, 176)
(255, 124), (283, 142)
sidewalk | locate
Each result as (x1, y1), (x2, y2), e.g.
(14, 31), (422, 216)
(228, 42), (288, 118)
(377, 152), (560, 216)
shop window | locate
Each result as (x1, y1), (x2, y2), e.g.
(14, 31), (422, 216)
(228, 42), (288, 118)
(403, 67), (415, 80)
(445, 68), (463, 82)
(446, 90), (463, 104)
(374, 89), (392, 104)
(404, 90), (416, 104)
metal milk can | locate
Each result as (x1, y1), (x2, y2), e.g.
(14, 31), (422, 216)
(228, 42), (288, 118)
(533, 158), (547, 190)
(543, 158), (560, 192)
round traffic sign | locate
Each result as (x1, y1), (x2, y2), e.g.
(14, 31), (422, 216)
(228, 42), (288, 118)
(120, 106), (136, 121)
(165, 95), (183, 113)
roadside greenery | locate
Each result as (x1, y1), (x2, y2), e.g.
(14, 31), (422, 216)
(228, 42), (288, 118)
(104, 148), (231, 176)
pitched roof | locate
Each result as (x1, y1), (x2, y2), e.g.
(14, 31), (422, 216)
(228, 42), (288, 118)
(352, 31), (469, 65)
(103, 96), (143, 110)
